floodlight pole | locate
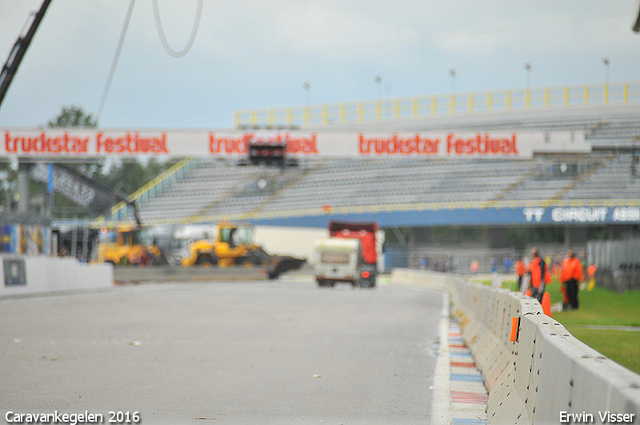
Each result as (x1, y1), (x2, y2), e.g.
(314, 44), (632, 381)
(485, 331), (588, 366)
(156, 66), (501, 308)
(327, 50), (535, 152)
(525, 63), (532, 90)
(303, 81), (310, 106)
(375, 75), (383, 99)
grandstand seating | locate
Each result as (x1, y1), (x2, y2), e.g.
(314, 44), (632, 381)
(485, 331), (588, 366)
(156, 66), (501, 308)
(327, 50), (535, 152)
(585, 120), (640, 146)
(562, 154), (640, 200)
(130, 151), (638, 225)
(110, 101), (640, 225)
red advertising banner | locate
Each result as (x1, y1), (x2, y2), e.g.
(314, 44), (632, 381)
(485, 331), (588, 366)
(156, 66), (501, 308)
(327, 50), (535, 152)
(1, 128), (588, 159)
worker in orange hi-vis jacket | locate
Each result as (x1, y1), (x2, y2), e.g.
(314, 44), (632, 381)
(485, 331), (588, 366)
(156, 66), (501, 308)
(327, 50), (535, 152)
(586, 264), (597, 291)
(515, 256), (527, 291)
(558, 256), (571, 308)
(529, 248), (551, 303)
(560, 249), (585, 310)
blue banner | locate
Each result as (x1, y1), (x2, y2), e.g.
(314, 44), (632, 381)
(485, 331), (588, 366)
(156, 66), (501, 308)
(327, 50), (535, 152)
(250, 205), (640, 228)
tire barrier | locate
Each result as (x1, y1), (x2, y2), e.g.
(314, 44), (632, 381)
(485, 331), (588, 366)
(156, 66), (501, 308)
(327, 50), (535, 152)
(390, 268), (640, 424)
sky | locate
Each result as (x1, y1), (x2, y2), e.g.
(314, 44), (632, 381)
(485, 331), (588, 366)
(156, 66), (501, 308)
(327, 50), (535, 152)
(0, 0), (639, 130)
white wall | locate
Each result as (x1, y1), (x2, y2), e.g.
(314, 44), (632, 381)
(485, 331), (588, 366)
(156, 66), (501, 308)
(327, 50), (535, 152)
(0, 255), (113, 297)
(254, 226), (386, 269)
(253, 226), (327, 262)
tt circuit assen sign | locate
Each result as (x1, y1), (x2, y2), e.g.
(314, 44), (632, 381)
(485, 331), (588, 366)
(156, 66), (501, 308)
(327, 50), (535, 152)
(522, 206), (640, 224)
(253, 205), (640, 228)
(1, 128), (588, 159)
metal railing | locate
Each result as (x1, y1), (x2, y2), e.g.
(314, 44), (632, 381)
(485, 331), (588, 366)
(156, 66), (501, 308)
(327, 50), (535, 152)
(234, 81), (640, 128)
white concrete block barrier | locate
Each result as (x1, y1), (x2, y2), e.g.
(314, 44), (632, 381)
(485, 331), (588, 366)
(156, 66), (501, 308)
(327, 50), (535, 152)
(0, 255), (114, 298)
(390, 268), (640, 424)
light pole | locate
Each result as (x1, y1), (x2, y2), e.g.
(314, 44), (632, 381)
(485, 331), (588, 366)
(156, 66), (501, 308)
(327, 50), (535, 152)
(603, 58), (610, 104)
(449, 69), (457, 114)
(374, 75), (383, 99)
(449, 69), (456, 94)
(524, 63), (532, 109)
(524, 63), (532, 90)
(302, 81), (310, 105)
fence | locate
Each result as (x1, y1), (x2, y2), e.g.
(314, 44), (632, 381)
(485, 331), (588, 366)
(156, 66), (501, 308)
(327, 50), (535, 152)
(235, 81), (640, 128)
(407, 247), (518, 274)
(588, 238), (640, 292)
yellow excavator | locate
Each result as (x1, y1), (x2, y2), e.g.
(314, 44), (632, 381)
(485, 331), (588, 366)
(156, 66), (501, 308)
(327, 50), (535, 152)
(181, 222), (305, 279)
(97, 224), (166, 266)
(95, 194), (168, 267)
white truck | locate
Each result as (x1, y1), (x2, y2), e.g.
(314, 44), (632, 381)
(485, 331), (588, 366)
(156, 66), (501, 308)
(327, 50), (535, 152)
(314, 238), (365, 287)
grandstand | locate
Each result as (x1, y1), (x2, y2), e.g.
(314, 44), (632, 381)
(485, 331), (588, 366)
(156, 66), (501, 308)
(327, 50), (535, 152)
(123, 150), (638, 232)
(114, 110), (640, 225)
(92, 82), (640, 272)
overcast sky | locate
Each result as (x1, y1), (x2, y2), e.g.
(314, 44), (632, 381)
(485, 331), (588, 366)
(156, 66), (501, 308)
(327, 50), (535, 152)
(0, 0), (638, 129)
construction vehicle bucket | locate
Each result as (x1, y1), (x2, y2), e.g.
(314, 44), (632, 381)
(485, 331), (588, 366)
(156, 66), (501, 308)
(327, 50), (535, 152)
(267, 256), (306, 279)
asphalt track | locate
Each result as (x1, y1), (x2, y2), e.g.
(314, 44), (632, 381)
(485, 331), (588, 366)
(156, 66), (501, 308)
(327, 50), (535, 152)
(1, 278), (444, 425)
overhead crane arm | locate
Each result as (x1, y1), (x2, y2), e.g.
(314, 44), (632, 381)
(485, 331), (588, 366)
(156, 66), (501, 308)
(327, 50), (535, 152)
(0, 0), (53, 109)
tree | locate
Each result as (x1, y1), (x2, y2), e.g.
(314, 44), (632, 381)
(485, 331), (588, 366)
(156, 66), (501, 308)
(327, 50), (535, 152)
(47, 105), (97, 128)
(38, 105), (99, 216)
(40, 105), (181, 218)
(100, 158), (179, 197)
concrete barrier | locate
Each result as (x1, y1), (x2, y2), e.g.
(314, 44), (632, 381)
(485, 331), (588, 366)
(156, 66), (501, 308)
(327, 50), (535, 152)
(390, 268), (640, 424)
(113, 265), (267, 282)
(0, 255), (113, 298)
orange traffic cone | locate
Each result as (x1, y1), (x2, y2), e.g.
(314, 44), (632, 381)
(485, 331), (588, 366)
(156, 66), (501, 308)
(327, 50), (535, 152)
(525, 289), (531, 297)
(541, 292), (552, 317)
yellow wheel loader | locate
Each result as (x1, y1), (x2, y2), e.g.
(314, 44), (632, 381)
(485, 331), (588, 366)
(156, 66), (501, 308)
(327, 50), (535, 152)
(97, 224), (167, 267)
(181, 222), (305, 279)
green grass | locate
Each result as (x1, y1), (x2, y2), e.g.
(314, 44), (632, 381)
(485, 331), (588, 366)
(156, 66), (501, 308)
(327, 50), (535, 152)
(496, 279), (640, 326)
(501, 280), (519, 292)
(564, 328), (640, 375)
(503, 278), (640, 374)
(551, 284), (640, 327)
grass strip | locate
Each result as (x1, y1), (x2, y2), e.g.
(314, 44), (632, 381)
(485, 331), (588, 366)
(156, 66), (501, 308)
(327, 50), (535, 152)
(564, 327), (640, 374)
(483, 278), (640, 374)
